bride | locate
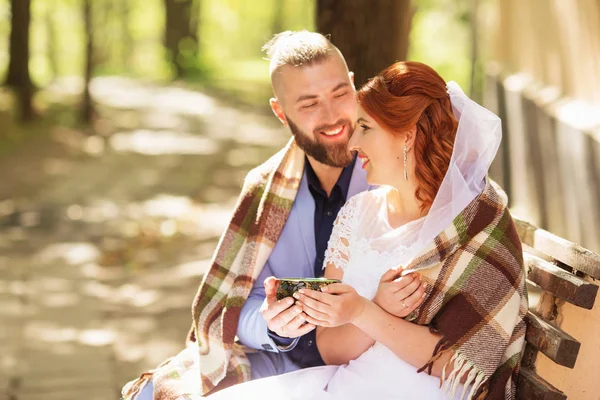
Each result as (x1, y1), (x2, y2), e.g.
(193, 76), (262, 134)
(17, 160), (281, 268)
(208, 61), (528, 400)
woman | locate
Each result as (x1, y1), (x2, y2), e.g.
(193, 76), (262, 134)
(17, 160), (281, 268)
(208, 62), (528, 400)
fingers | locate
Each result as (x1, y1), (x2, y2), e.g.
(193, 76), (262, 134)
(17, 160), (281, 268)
(295, 321), (317, 335)
(320, 283), (353, 294)
(380, 267), (401, 283)
(285, 311), (307, 330)
(297, 300), (330, 322)
(392, 273), (421, 293)
(261, 297), (294, 321)
(400, 276), (423, 299)
(295, 288), (331, 303)
(294, 292), (329, 312)
(264, 276), (278, 304)
(269, 303), (303, 330)
(301, 312), (332, 328)
(399, 283), (427, 315)
(394, 283), (427, 317)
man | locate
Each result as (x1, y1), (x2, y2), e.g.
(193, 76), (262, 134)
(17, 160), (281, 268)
(124, 31), (422, 400)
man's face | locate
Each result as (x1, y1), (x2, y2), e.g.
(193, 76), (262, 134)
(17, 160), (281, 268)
(273, 55), (357, 167)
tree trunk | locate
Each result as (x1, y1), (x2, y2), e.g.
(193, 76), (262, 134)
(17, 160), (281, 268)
(82, 0), (95, 124)
(316, 0), (413, 87)
(164, 0), (199, 79)
(5, 0), (34, 121)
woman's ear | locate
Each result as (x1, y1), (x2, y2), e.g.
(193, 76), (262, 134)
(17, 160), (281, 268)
(405, 126), (417, 149)
(269, 98), (287, 126)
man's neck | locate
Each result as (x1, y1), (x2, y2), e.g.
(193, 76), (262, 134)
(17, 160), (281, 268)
(306, 156), (343, 197)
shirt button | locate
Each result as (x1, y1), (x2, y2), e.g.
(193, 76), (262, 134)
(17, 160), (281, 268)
(307, 340), (313, 347)
(326, 210), (333, 216)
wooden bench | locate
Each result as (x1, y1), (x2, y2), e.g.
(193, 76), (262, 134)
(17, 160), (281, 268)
(513, 218), (600, 399)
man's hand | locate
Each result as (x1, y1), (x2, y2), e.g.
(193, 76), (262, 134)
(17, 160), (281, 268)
(260, 276), (316, 338)
(373, 268), (426, 318)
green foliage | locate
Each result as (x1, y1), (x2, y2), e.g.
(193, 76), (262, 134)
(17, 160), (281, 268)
(408, 0), (473, 92)
(0, 0), (477, 104)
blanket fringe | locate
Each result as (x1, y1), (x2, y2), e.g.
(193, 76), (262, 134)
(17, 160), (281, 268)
(441, 352), (487, 400)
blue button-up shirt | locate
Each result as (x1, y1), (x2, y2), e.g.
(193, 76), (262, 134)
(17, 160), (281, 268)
(268, 155), (356, 368)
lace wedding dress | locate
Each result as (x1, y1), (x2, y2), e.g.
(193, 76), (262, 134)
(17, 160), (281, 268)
(208, 189), (464, 400)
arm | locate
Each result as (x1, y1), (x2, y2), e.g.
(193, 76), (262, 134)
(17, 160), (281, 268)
(315, 262), (375, 365)
(299, 284), (459, 379)
(352, 299), (453, 378)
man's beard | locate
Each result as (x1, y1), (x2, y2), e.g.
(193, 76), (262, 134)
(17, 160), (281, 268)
(286, 114), (354, 168)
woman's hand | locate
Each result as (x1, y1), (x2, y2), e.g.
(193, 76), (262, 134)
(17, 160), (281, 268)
(293, 283), (367, 328)
(374, 268), (427, 318)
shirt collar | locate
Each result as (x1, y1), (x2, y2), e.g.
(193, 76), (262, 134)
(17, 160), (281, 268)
(305, 153), (357, 201)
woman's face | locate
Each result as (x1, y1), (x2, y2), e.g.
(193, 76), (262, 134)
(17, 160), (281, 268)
(349, 105), (406, 186)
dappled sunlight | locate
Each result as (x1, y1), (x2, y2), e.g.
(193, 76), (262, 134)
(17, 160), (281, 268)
(50, 125), (90, 152)
(17, 210), (40, 228)
(0, 199), (15, 218)
(35, 242), (100, 265)
(142, 111), (187, 131)
(31, 276), (74, 292)
(0, 296), (22, 318)
(152, 86), (217, 117)
(45, 77), (85, 97)
(2, 54), (287, 394)
(83, 135), (106, 156)
(142, 194), (196, 219)
(40, 292), (81, 308)
(201, 112), (286, 147)
(68, 200), (120, 223)
(89, 77), (218, 118)
(227, 146), (275, 167)
(24, 321), (115, 347)
(113, 283), (159, 308)
(109, 129), (220, 155)
(43, 157), (75, 176)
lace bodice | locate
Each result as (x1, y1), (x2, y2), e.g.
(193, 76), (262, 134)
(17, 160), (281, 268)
(323, 189), (425, 300)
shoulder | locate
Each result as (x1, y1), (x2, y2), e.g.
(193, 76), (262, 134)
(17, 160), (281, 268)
(242, 146), (289, 190)
(346, 187), (386, 207)
(340, 187), (386, 218)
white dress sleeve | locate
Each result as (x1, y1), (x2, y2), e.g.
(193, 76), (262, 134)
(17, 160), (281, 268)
(323, 195), (360, 270)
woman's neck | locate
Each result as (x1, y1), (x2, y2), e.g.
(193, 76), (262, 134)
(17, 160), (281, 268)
(385, 180), (425, 229)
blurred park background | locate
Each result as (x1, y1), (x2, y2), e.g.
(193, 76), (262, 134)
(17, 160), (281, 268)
(0, 0), (599, 399)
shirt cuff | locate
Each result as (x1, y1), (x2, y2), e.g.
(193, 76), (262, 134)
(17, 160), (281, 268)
(267, 329), (298, 352)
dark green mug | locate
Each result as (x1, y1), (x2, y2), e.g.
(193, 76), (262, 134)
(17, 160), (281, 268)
(275, 277), (341, 301)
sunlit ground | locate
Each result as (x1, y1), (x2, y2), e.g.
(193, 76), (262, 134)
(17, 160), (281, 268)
(0, 77), (287, 398)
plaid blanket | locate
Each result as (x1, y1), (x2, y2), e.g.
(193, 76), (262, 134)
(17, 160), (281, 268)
(412, 179), (527, 399)
(122, 138), (526, 400)
(122, 138), (306, 399)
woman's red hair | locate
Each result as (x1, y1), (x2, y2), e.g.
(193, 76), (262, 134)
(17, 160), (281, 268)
(357, 61), (458, 212)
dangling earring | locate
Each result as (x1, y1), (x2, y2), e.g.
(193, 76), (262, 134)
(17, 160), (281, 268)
(403, 145), (408, 181)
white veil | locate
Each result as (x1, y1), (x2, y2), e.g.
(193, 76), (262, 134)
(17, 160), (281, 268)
(378, 81), (502, 265)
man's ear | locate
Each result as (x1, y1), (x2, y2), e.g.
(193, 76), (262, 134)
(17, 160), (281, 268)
(269, 98), (287, 126)
(349, 71), (355, 88)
